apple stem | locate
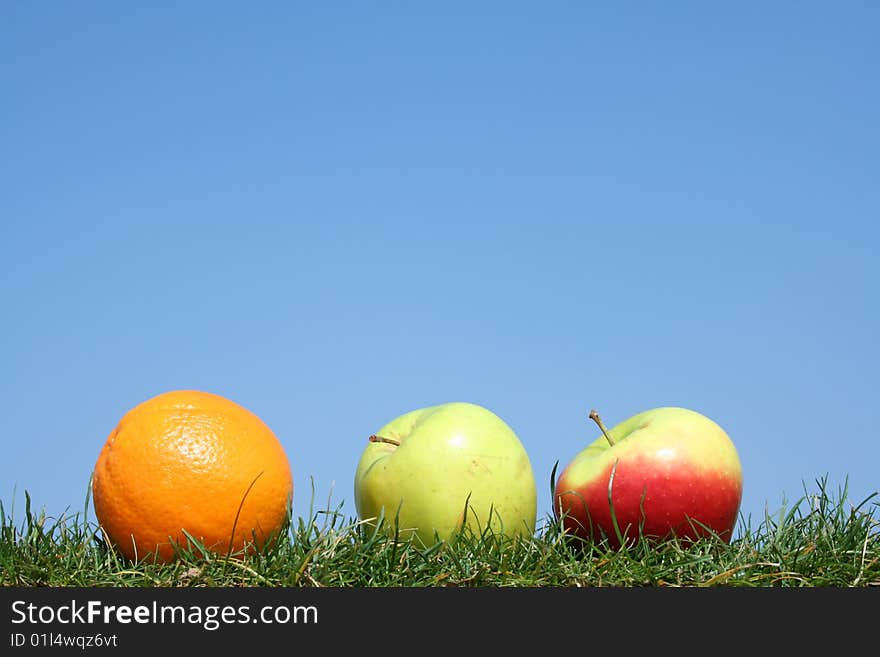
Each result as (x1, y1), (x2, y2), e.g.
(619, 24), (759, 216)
(369, 434), (400, 446)
(589, 409), (616, 446)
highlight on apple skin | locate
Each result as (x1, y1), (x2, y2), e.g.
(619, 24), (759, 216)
(553, 406), (743, 549)
(354, 402), (538, 547)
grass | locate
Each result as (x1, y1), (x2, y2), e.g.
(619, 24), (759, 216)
(1, 476), (877, 587)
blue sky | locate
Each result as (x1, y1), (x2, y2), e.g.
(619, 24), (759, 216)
(2, 2), (878, 538)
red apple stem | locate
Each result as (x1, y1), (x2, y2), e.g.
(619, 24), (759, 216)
(369, 434), (400, 446)
(589, 409), (616, 446)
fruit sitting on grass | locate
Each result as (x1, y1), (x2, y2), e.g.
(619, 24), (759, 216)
(354, 402), (537, 547)
(553, 406), (742, 548)
(92, 389), (293, 562)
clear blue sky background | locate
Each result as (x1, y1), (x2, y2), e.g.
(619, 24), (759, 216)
(2, 3), (878, 538)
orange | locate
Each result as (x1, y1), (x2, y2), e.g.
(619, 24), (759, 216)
(92, 390), (293, 562)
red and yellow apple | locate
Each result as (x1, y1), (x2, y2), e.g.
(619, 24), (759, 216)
(553, 406), (742, 548)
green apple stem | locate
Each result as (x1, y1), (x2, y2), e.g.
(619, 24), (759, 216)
(369, 434), (400, 446)
(589, 409), (615, 446)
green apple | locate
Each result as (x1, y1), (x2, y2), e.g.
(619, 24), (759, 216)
(354, 402), (537, 546)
